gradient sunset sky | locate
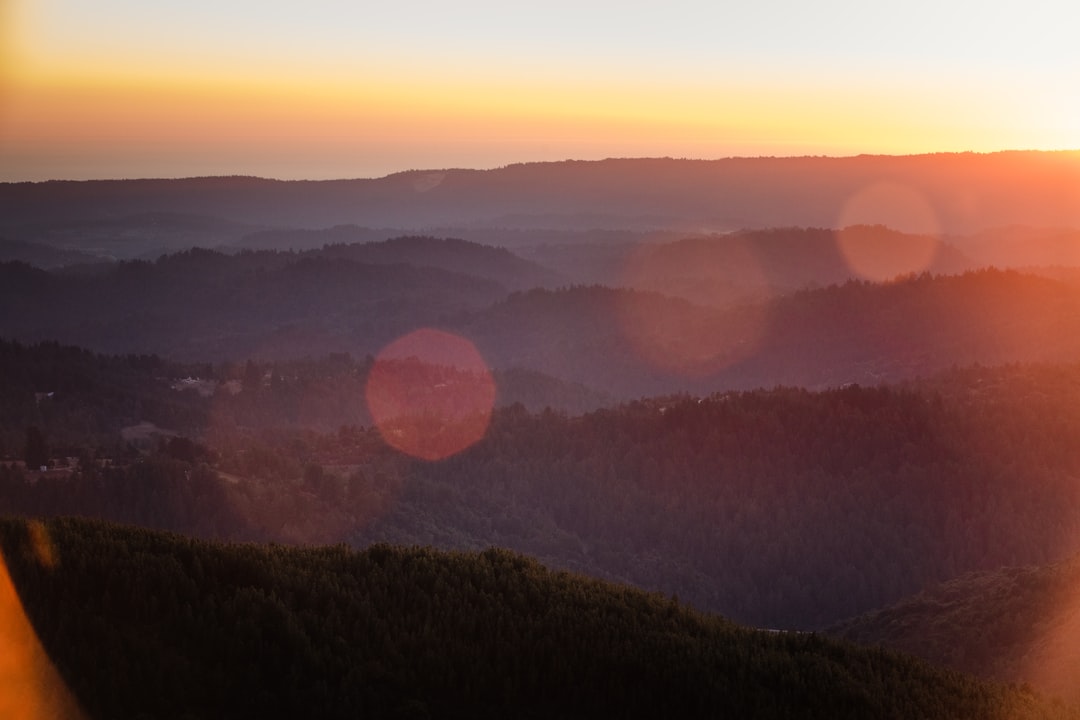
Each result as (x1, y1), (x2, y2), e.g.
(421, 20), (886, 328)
(1, 0), (1077, 181)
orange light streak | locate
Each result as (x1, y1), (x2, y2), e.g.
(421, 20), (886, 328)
(0, 533), (85, 719)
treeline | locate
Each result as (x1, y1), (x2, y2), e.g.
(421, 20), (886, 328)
(1, 517), (1074, 720)
(0, 454), (244, 539)
(0, 338), (209, 456)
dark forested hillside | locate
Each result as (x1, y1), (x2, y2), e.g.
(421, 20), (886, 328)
(0, 338), (209, 456)
(0, 517), (1073, 720)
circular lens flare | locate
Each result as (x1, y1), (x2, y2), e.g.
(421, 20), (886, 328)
(365, 328), (496, 461)
(836, 182), (941, 282)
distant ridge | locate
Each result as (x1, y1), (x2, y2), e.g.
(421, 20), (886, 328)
(3, 152), (1079, 234)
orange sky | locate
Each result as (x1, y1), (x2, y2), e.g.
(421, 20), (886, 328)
(2, 0), (1077, 180)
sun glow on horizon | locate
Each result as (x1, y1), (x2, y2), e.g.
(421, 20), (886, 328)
(1, 0), (1078, 180)
(2, 68), (1048, 182)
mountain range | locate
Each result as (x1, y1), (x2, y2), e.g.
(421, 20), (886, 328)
(4, 153), (1079, 235)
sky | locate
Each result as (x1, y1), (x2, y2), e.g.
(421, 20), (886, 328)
(1, 0), (1077, 181)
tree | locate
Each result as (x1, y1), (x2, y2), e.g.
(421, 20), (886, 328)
(24, 425), (49, 469)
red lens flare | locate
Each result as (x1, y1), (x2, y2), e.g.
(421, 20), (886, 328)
(365, 328), (496, 461)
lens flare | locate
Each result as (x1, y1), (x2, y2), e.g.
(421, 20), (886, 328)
(365, 328), (496, 461)
(1017, 563), (1080, 705)
(0, 548), (86, 719)
(25, 521), (57, 570)
(836, 182), (941, 282)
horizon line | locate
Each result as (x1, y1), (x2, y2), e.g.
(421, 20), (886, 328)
(5, 148), (1079, 185)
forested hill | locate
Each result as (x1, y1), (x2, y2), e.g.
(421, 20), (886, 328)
(461, 269), (1080, 395)
(0, 517), (1073, 720)
(0, 337), (210, 453)
(237, 233), (566, 290)
(830, 553), (1080, 705)
(0, 250), (507, 361)
(8, 361), (1080, 630)
(342, 371), (1080, 628)
(3, 152), (1079, 233)
(604, 225), (975, 306)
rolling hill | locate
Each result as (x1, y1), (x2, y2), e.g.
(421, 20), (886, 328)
(0, 516), (1073, 720)
(0, 250), (507, 361)
(0, 211), (260, 261)
(0, 237), (106, 269)
(307, 234), (565, 290)
(457, 269), (1080, 396)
